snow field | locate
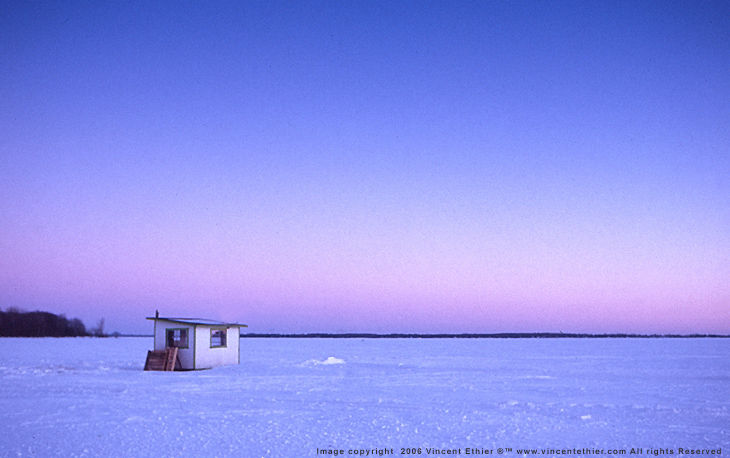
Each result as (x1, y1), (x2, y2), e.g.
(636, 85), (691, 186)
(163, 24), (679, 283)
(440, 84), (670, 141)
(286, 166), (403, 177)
(0, 337), (728, 457)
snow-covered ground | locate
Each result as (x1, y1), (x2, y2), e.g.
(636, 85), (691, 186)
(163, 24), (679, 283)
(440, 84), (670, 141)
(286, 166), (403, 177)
(1, 337), (728, 457)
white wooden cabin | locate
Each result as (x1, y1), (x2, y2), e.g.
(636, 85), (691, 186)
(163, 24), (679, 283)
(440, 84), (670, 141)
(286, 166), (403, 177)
(146, 316), (247, 370)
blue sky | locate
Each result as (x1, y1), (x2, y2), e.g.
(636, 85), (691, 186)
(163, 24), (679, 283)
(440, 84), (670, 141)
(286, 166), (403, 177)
(1, 1), (729, 334)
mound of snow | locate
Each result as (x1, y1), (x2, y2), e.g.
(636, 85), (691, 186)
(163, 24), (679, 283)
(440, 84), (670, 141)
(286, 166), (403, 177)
(302, 356), (345, 366)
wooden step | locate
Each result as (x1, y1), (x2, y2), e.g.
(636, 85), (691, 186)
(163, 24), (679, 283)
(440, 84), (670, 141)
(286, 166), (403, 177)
(144, 350), (165, 370)
(144, 348), (180, 371)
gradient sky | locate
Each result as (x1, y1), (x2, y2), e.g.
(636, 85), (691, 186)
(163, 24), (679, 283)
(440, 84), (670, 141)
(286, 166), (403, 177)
(2, 1), (729, 334)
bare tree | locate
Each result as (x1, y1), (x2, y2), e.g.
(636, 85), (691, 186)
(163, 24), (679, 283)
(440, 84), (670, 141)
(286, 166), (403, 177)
(93, 318), (105, 337)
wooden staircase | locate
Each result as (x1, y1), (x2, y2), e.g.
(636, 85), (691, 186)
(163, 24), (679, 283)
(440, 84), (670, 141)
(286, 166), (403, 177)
(144, 347), (180, 371)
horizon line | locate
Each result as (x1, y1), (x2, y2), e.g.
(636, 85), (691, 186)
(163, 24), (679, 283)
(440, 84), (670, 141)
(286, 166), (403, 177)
(44, 332), (730, 339)
(237, 332), (730, 338)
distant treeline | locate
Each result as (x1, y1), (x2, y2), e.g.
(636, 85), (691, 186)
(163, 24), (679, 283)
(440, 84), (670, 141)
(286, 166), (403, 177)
(0, 308), (104, 337)
(241, 332), (729, 339)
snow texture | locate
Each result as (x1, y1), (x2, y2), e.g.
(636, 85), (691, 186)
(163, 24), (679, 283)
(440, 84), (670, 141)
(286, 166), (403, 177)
(1, 337), (728, 457)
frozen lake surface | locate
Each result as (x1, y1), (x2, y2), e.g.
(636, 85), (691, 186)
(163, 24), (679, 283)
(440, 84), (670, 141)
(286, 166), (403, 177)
(1, 337), (728, 457)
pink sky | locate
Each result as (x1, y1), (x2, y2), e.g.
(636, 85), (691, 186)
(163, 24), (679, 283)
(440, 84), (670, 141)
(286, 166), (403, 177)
(2, 2), (728, 334)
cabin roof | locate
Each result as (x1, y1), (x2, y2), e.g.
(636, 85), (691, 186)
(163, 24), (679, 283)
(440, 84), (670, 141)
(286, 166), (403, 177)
(146, 316), (247, 327)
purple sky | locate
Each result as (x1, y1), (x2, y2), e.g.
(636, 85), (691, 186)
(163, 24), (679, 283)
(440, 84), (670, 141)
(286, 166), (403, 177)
(2, 2), (729, 334)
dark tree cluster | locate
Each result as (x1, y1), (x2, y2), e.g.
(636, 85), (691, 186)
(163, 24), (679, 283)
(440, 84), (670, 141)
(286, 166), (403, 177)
(0, 308), (90, 337)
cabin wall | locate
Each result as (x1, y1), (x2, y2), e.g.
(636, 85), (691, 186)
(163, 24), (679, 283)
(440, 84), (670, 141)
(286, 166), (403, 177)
(194, 326), (240, 369)
(154, 322), (195, 369)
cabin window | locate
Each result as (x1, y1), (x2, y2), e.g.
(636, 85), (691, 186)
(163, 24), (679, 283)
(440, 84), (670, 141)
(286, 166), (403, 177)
(166, 328), (189, 348)
(210, 328), (227, 348)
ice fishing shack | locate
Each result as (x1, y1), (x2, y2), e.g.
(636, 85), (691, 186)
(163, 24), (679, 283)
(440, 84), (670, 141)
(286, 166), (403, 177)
(144, 313), (247, 371)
